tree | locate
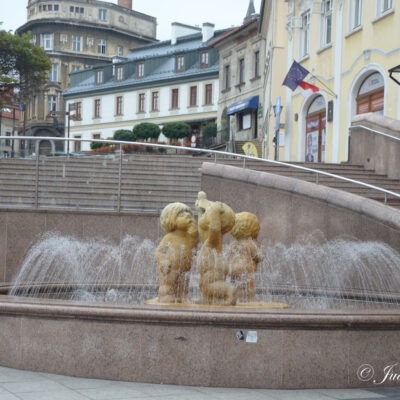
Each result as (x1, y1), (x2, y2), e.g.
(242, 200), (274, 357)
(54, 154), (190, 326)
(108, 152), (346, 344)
(133, 122), (160, 140)
(162, 122), (191, 140)
(0, 30), (51, 110)
(113, 129), (136, 142)
(202, 122), (217, 137)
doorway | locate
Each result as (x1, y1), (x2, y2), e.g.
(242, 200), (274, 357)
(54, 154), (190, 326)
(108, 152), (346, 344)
(305, 96), (326, 163)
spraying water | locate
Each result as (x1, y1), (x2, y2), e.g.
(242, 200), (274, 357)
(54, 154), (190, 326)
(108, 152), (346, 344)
(9, 231), (400, 309)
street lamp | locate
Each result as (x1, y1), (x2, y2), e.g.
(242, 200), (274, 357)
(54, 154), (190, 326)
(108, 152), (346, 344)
(389, 65), (400, 86)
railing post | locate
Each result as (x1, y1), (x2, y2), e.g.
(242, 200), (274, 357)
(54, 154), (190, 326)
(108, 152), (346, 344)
(214, 153), (217, 163)
(315, 173), (319, 185)
(34, 148), (39, 208)
(243, 158), (246, 169)
(384, 193), (388, 204)
(117, 144), (122, 212)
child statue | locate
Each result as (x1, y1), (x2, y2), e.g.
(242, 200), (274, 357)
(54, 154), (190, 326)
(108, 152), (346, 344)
(196, 193), (237, 306)
(155, 202), (198, 303)
(228, 212), (262, 302)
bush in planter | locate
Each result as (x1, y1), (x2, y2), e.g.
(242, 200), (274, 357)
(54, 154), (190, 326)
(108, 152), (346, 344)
(113, 129), (136, 142)
(162, 122), (191, 141)
(133, 123), (160, 141)
(202, 122), (217, 138)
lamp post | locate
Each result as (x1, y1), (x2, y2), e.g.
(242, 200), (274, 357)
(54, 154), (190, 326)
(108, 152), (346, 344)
(389, 65), (400, 86)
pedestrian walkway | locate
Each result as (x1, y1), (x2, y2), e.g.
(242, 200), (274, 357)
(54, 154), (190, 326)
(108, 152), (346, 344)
(0, 366), (399, 400)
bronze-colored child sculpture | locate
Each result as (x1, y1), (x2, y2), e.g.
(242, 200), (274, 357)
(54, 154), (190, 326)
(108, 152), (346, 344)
(228, 212), (262, 302)
(196, 196), (237, 306)
(155, 202), (198, 303)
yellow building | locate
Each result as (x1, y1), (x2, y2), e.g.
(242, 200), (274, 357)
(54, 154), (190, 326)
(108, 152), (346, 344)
(260, 0), (400, 163)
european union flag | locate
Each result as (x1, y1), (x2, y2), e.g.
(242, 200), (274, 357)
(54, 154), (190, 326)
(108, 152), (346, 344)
(282, 61), (310, 91)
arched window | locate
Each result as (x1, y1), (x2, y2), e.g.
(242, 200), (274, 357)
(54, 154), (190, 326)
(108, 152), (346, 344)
(356, 72), (384, 115)
(305, 95), (326, 163)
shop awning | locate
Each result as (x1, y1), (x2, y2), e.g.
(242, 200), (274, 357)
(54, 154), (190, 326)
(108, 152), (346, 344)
(227, 96), (259, 115)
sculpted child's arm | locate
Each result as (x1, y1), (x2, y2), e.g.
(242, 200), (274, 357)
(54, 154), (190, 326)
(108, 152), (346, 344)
(207, 206), (222, 248)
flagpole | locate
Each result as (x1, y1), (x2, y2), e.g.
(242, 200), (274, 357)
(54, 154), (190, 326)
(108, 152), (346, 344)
(309, 73), (338, 98)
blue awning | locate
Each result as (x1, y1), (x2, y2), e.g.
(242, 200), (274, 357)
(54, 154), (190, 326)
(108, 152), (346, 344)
(227, 96), (259, 115)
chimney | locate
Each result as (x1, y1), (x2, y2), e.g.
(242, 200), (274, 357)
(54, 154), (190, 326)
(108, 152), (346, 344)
(171, 22), (201, 45)
(202, 22), (215, 42)
(118, 0), (132, 9)
(171, 22), (179, 45)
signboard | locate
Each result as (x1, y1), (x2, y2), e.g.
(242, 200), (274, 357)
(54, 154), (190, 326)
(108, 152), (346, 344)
(279, 130), (285, 147)
(242, 142), (258, 158)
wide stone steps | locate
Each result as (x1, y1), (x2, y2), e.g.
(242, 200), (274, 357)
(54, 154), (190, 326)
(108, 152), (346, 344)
(1, 155), (400, 210)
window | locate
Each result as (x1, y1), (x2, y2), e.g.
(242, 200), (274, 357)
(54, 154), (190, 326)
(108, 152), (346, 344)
(177, 55), (185, 72)
(99, 9), (107, 20)
(117, 46), (123, 57)
(356, 72), (384, 115)
(74, 136), (81, 152)
(190, 86), (197, 106)
(349, 0), (362, 31)
(138, 93), (145, 112)
(48, 4), (52, 11)
(80, 7), (84, 13)
(47, 95), (57, 112)
(49, 63), (58, 82)
(239, 59), (245, 84)
(152, 92), (159, 111)
(137, 62), (144, 78)
(41, 33), (54, 50)
(98, 39), (106, 54)
(72, 35), (82, 52)
(116, 96), (123, 116)
(70, 6), (73, 12)
(201, 52), (209, 68)
(93, 133), (101, 140)
(300, 11), (310, 58)
(321, 0), (333, 47)
(225, 65), (231, 89)
(376, 0), (393, 17)
(5, 132), (11, 146)
(171, 89), (179, 109)
(116, 66), (123, 81)
(238, 112), (251, 130)
(94, 99), (101, 118)
(54, 5), (59, 11)
(71, 65), (80, 73)
(75, 7), (79, 13)
(254, 51), (260, 77)
(75, 102), (82, 120)
(39, 5), (42, 11)
(96, 70), (103, 84)
(43, 4), (47, 11)
(205, 84), (212, 105)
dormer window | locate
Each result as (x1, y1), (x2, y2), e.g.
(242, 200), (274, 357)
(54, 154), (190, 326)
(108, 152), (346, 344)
(201, 52), (209, 68)
(96, 70), (103, 84)
(177, 55), (185, 72)
(137, 62), (144, 78)
(116, 66), (123, 81)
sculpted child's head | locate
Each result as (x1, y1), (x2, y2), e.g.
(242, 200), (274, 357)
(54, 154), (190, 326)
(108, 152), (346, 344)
(199, 201), (235, 239)
(160, 202), (196, 234)
(231, 212), (260, 240)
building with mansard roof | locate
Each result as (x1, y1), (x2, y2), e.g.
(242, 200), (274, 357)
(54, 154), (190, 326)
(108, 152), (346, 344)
(16, 0), (156, 155)
(63, 23), (227, 152)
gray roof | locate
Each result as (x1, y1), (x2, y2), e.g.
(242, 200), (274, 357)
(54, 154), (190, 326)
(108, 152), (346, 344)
(64, 29), (229, 97)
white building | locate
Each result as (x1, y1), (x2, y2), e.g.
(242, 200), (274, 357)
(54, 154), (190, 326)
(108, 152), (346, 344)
(64, 23), (228, 151)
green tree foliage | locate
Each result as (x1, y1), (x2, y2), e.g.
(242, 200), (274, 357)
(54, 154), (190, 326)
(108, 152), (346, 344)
(202, 122), (217, 137)
(162, 122), (191, 140)
(133, 122), (160, 140)
(0, 30), (51, 109)
(113, 129), (136, 142)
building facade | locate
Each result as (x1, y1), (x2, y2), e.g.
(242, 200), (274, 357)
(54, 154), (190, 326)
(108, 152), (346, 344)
(260, 0), (400, 162)
(0, 108), (21, 158)
(211, 14), (265, 155)
(16, 0), (156, 154)
(64, 23), (224, 152)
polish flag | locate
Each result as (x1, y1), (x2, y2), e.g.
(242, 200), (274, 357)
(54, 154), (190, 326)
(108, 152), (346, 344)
(298, 81), (319, 96)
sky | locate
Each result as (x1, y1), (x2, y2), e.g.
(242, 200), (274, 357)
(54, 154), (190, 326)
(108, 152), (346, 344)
(1, 0), (262, 40)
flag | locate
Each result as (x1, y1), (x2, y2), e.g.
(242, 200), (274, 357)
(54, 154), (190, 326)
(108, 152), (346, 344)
(282, 61), (320, 95)
(282, 61), (309, 91)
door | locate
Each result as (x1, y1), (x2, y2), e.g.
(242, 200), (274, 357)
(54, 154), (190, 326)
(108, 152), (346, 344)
(305, 96), (326, 163)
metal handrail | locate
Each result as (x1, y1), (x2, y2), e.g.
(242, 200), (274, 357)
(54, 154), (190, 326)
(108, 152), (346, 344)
(350, 124), (400, 142)
(1, 136), (400, 208)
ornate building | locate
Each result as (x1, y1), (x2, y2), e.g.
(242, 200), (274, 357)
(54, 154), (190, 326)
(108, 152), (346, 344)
(16, 0), (156, 154)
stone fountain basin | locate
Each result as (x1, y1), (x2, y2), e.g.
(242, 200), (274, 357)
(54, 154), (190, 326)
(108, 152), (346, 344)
(1, 286), (400, 389)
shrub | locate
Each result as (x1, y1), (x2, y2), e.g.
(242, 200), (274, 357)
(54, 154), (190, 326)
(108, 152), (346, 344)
(202, 122), (217, 138)
(133, 123), (160, 140)
(90, 141), (103, 150)
(162, 122), (191, 140)
(113, 129), (136, 142)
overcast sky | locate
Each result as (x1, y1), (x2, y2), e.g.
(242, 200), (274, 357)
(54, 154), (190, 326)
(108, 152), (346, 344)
(1, 0), (262, 40)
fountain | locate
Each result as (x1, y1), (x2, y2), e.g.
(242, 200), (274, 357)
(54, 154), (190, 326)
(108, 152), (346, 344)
(2, 163), (400, 389)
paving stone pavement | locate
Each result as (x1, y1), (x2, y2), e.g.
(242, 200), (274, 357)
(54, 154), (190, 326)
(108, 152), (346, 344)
(1, 367), (400, 400)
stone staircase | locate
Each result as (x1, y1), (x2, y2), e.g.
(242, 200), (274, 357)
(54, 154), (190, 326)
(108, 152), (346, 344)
(1, 154), (400, 211)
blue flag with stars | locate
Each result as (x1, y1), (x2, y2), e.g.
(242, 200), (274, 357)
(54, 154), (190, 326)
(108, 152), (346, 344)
(282, 61), (310, 91)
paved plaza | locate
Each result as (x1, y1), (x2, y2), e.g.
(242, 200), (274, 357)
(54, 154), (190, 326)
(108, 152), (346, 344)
(0, 366), (400, 400)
